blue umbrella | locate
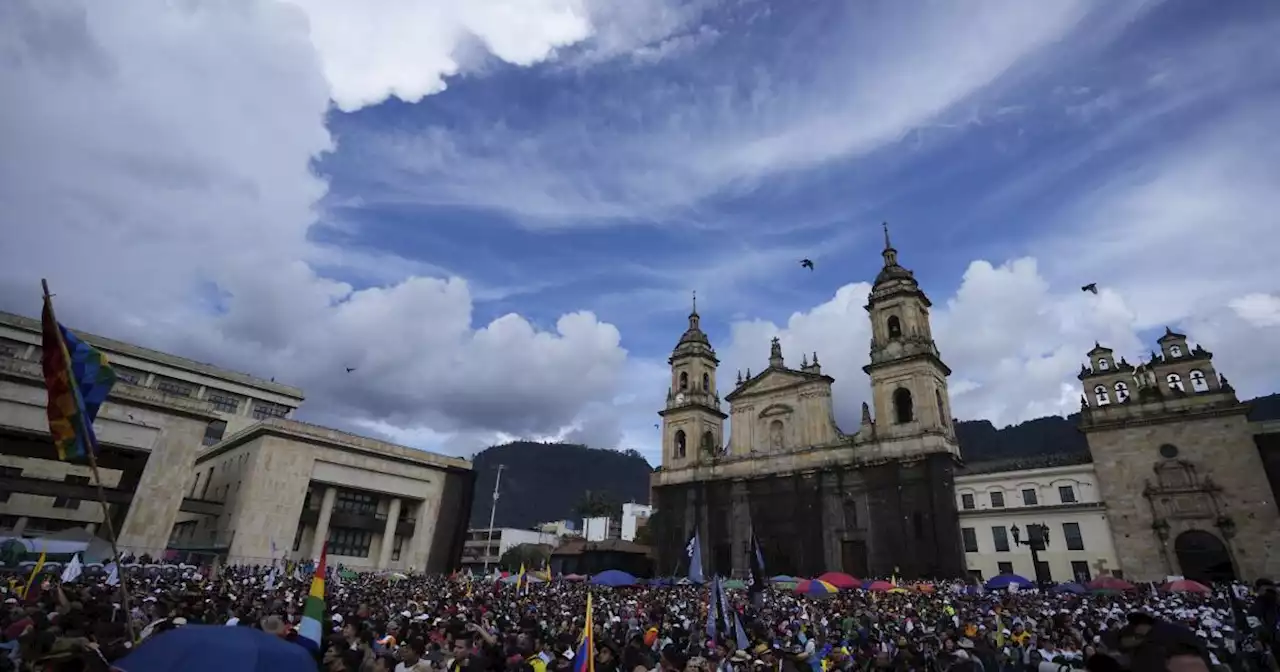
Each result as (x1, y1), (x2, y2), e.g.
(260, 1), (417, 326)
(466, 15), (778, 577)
(771, 575), (797, 583)
(113, 626), (314, 672)
(1054, 582), (1087, 595)
(590, 569), (639, 587)
(984, 574), (1034, 591)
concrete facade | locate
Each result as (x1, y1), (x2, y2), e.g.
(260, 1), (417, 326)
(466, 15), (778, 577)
(956, 459), (1119, 583)
(1078, 330), (1280, 583)
(651, 228), (965, 580)
(459, 527), (562, 569)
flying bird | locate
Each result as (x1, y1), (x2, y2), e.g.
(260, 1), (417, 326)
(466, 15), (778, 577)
(800, 259), (814, 271)
(345, 367), (357, 373)
(1081, 283), (1098, 295)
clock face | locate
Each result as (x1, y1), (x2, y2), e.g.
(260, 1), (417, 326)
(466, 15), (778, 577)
(675, 393), (686, 404)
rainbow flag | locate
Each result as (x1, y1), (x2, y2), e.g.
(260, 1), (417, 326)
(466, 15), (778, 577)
(297, 545), (327, 652)
(573, 593), (594, 672)
(40, 294), (116, 461)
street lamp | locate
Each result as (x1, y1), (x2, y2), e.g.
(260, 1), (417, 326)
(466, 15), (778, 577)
(1011, 523), (1051, 587)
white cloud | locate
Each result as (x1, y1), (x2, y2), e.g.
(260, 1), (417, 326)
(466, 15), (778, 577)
(1230, 294), (1280, 328)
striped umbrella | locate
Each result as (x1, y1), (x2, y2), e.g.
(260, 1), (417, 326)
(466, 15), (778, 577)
(794, 579), (839, 597)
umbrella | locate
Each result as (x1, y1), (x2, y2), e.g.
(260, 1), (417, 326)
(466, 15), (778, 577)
(562, 574), (587, 581)
(984, 574), (1034, 591)
(113, 625), (313, 672)
(913, 583), (936, 593)
(1164, 579), (1211, 594)
(722, 579), (747, 590)
(590, 570), (638, 587)
(501, 574), (544, 584)
(817, 572), (861, 590)
(794, 579), (838, 596)
(770, 575), (798, 583)
(1088, 576), (1135, 592)
(866, 580), (895, 592)
(1054, 582), (1087, 595)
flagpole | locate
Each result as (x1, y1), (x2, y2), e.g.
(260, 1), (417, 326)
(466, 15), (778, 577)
(41, 279), (137, 644)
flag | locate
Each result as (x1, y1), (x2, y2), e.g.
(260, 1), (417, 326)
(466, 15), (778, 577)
(22, 549), (46, 602)
(732, 612), (750, 651)
(685, 531), (704, 584)
(516, 562), (526, 594)
(705, 577), (719, 640)
(573, 593), (595, 672)
(297, 544), (327, 652)
(40, 292), (117, 462)
(104, 562), (119, 586)
(60, 554), (84, 584)
(748, 529), (768, 595)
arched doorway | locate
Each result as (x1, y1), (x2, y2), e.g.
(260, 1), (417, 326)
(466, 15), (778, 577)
(1174, 530), (1235, 584)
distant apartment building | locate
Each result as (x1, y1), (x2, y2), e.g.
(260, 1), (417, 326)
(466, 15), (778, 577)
(582, 502), (653, 543)
(536, 520), (577, 536)
(460, 527), (561, 568)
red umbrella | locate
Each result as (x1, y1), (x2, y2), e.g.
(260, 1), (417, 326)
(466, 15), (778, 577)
(866, 580), (894, 592)
(817, 572), (862, 590)
(1088, 575), (1135, 591)
(1164, 579), (1211, 594)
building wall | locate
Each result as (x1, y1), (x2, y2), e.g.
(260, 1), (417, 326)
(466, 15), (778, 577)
(460, 527), (560, 567)
(956, 463), (1118, 583)
(621, 503), (652, 542)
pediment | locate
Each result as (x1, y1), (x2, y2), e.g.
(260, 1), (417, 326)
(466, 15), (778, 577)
(757, 403), (794, 418)
(725, 366), (832, 402)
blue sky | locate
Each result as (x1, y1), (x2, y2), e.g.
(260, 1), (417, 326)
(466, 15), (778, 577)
(2, 0), (1278, 462)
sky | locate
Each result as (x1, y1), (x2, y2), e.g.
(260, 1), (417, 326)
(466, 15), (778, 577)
(2, 0), (1278, 463)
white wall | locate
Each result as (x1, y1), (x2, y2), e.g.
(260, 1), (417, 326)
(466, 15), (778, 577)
(582, 516), (611, 541)
(621, 503), (652, 542)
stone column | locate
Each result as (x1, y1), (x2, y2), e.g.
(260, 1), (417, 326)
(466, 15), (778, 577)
(409, 498), (434, 572)
(378, 497), (402, 569)
(118, 418), (205, 556)
(311, 486), (337, 559)
(12, 517), (28, 537)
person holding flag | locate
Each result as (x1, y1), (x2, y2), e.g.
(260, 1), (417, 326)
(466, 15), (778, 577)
(296, 544), (328, 654)
(573, 593), (595, 672)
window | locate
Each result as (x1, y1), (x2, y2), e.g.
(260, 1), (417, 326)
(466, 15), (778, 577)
(678, 372), (688, 391)
(156, 378), (194, 397)
(674, 430), (687, 459)
(115, 367), (143, 386)
(200, 469), (212, 499)
(207, 391), (241, 413)
(700, 431), (715, 455)
(702, 373), (710, 391)
(1166, 373), (1184, 392)
(893, 387), (914, 423)
(960, 493), (975, 510)
(391, 535), (404, 562)
(1059, 486), (1077, 504)
(1062, 522), (1085, 551)
(1189, 370), (1208, 392)
(327, 528), (373, 558)
(990, 491), (1005, 508)
(1071, 561), (1092, 582)
(0, 466), (23, 503)
(1093, 385), (1110, 406)
(961, 527), (978, 553)
(1114, 381), (1130, 402)
(252, 401), (289, 420)
(887, 315), (902, 339)
(997, 561), (1014, 575)
(1159, 443), (1179, 459)
(1170, 345), (1182, 358)
(936, 389), (948, 426)
(912, 512), (924, 539)
(334, 490), (378, 515)
(52, 475), (91, 509)
(1022, 488), (1038, 506)
(202, 420), (227, 446)
(992, 526), (1010, 552)
(1035, 560), (1052, 582)
(1098, 358), (1109, 370)
(0, 341), (18, 358)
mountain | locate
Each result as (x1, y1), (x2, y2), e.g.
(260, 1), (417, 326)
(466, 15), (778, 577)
(471, 393), (1280, 530)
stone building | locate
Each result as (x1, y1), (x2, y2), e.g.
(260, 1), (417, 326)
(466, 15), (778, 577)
(955, 455), (1119, 584)
(650, 227), (965, 580)
(0, 310), (473, 571)
(1078, 330), (1280, 583)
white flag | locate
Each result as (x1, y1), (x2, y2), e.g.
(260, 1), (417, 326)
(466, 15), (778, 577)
(105, 562), (120, 586)
(60, 554), (84, 584)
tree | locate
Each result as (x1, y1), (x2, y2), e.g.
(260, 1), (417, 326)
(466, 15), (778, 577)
(572, 490), (619, 519)
(499, 543), (550, 571)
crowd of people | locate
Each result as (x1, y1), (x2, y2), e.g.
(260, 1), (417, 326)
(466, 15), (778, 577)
(3, 560), (1278, 672)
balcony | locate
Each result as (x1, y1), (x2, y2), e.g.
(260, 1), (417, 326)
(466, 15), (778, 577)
(298, 507), (416, 538)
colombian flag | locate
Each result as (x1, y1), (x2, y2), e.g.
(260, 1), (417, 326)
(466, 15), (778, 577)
(573, 593), (594, 672)
(297, 545), (327, 652)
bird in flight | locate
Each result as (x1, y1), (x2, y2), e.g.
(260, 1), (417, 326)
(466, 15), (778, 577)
(800, 259), (814, 271)
(1081, 283), (1098, 295)
(345, 367), (357, 373)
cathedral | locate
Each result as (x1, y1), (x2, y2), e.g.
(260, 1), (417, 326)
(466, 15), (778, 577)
(650, 227), (967, 580)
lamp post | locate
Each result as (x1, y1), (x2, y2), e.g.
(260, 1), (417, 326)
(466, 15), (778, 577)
(1011, 523), (1050, 587)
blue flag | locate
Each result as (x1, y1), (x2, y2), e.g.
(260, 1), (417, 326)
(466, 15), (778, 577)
(685, 531), (704, 584)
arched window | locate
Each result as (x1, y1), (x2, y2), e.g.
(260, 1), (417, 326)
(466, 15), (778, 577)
(1170, 345), (1183, 358)
(1094, 385), (1111, 406)
(701, 431), (715, 455)
(1167, 373), (1184, 392)
(1114, 381), (1130, 403)
(935, 388), (947, 425)
(1098, 358), (1110, 371)
(702, 373), (710, 391)
(887, 315), (902, 339)
(679, 371), (688, 391)
(1189, 370), (1208, 392)
(893, 388), (914, 423)
(674, 430), (687, 459)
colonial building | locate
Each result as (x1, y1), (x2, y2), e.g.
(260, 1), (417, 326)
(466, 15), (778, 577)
(1078, 331), (1280, 583)
(650, 227), (965, 580)
(0, 310), (473, 572)
(955, 456), (1119, 584)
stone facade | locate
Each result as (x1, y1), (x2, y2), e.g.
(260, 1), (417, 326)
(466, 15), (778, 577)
(1078, 330), (1280, 583)
(651, 227), (966, 579)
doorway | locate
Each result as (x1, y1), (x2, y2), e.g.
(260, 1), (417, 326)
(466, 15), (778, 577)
(1174, 529), (1235, 584)
(841, 540), (868, 577)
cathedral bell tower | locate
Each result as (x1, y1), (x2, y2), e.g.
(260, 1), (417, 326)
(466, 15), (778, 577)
(862, 224), (959, 456)
(659, 293), (728, 468)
